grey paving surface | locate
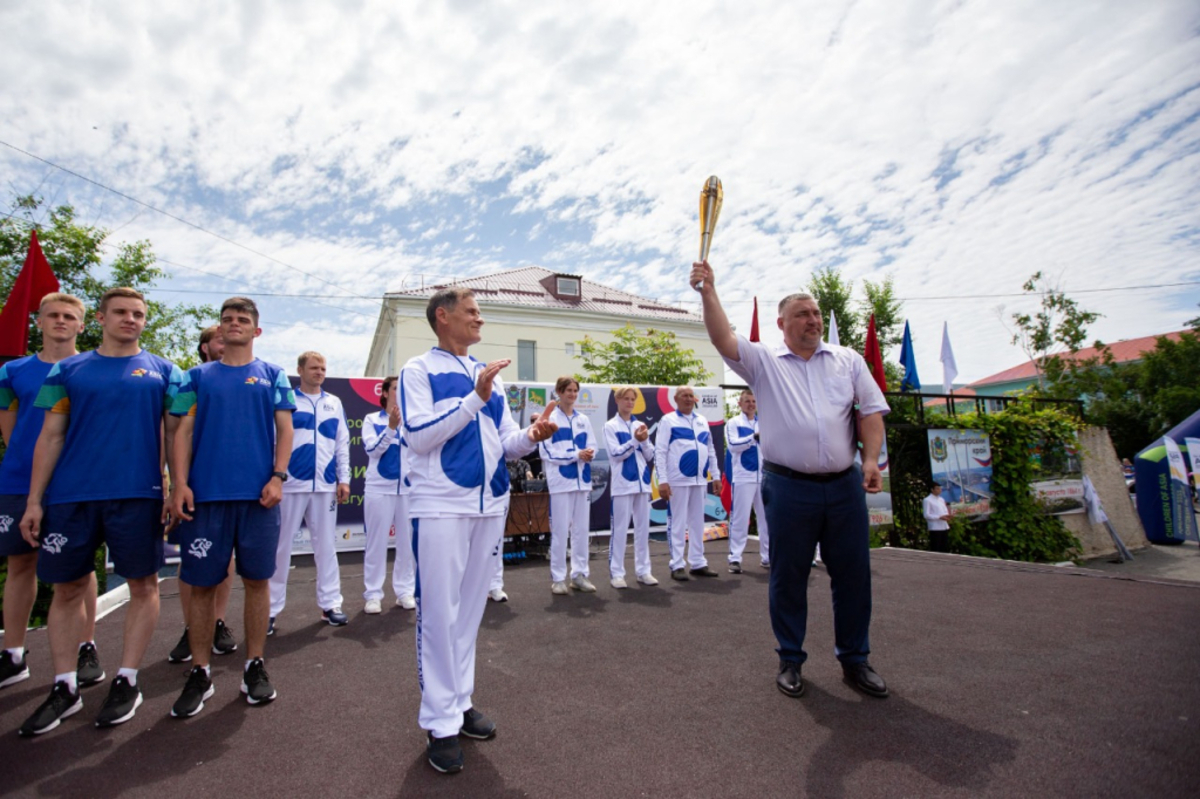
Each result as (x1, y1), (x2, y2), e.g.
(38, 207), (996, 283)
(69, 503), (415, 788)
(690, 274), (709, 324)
(2, 540), (1199, 798)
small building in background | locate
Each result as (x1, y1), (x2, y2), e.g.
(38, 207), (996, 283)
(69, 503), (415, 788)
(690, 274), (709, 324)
(365, 266), (722, 382)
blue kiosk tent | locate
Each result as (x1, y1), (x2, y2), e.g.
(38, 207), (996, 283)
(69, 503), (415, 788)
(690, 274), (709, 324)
(1134, 408), (1200, 544)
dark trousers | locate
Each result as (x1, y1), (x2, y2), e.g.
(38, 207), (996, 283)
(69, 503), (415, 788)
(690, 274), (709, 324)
(763, 466), (872, 666)
(930, 528), (950, 553)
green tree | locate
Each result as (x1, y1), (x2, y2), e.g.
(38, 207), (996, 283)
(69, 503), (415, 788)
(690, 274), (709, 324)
(0, 195), (215, 367)
(1007, 271), (1101, 387)
(862, 274), (905, 389)
(576, 324), (711, 385)
(805, 266), (861, 351)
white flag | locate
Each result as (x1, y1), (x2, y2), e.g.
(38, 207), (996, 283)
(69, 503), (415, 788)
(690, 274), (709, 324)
(827, 309), (840, 346)
(940, 321), (958, 395)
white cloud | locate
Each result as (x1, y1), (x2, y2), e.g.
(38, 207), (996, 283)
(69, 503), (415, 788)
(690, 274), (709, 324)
(0, 0), (1197, 380)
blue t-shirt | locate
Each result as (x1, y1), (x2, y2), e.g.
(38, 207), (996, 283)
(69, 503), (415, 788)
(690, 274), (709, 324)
(0, 355), (55, 495)
(34, 350), (183, 504)
(172, 359), (296, 502)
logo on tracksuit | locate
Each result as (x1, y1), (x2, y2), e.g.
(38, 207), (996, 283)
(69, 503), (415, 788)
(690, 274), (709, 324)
(42, 533), (68, 554)
(189, 538), (213, 558)
(0, 515), (12, 534)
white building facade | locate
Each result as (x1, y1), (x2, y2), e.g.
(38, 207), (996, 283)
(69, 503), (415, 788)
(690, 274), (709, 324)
(365, 267), (722, 383)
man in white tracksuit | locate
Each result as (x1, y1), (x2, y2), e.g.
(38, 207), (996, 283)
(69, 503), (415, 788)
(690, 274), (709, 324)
(270, 351), (351, 628)
(725, 389), (769, 572)
(654, 386), (721, 581)
(361, 375), (416, 614)
(400, 287), (556, 774)
(539, 376), (597, 594)
(604, 386), (658, 588)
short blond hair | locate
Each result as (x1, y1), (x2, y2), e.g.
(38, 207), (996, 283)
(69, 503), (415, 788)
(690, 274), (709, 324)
(297, 351), (326, 369)
(98, 287), (146, 313)
(39, 292), (85, 317)
(613, 386), (638, 401)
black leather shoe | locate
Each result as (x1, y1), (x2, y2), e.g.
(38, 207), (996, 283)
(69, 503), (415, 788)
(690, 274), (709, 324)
(842, 662), (889, 698)
(670, 568), (690, 581)
(776, 661), (804, 697)
(690, 566), (719, 578)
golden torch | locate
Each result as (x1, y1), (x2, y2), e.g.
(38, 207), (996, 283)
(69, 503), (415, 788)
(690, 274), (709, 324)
(695, 175), (723, 290)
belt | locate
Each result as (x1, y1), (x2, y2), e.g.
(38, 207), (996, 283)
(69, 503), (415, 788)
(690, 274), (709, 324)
(763, 461), (853, 483)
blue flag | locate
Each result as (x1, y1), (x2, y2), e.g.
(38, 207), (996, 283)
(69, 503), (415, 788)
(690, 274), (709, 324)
(899, 321), (920, 392)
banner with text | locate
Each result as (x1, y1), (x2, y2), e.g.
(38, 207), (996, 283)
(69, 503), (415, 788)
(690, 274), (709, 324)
(927, 429), (993, 519)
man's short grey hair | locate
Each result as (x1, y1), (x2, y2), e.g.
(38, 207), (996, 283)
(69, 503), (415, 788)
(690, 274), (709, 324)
(778, 292), (816, 315)
(425, 287), (475, 332)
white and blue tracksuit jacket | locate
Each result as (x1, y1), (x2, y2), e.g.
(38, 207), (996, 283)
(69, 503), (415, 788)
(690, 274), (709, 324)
(539, 406), (595, 494)
(654, 409), (720, 487)
(400, 348), (536, 518)
(724, 413), (763, 485)
(284, 389), (351, 493)
(362, 410), (410, 495)
(603, 414), (653, 497)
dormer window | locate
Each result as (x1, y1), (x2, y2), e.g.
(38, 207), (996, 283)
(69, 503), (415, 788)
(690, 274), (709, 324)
(540, 272), (584, 302)
(556, 276), (580, 297)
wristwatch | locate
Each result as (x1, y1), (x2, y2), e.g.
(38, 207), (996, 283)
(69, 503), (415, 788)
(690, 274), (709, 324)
(272, 471), (288, 482)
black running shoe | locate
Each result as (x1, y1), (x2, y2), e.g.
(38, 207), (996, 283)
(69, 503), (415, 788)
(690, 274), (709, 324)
(241, 658), (276, 705)
(461, 707), (496, 740)
(18, 681), (81, 736)
(171, 667), (215, 718)
(267, 616), (276, 637)
(94, 676), (142, 728)
(426, 732), (464, 774)
(0, 649), (30, 689)
(212, 619), (238, 655)
(168, 627), (192, 663)
(321, 607), (349, 626)
(76, 643), (105, 687)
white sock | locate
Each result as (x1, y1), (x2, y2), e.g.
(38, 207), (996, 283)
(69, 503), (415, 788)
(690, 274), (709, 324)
(55, 672), (78, 692)
(6, 646), (25, 660)
(201, 664), (211, 675)
(117, 667), (138, 686)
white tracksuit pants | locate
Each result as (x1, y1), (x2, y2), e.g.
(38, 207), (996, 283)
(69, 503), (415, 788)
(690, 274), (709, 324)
(609, 493), (651, 580)
(729, 481), (769, 565)
(549, 490), (590, 583)
(363, 493), (416, 601)
(271, 492), (342, 616)
(414, 514), (502, 738)
(667, 484), (708, 571)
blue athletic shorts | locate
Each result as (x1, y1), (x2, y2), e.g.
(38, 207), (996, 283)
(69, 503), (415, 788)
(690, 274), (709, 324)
(0, 494), (36, 557)
(177, 500), (280, 586)
(37, 499), (164, 584)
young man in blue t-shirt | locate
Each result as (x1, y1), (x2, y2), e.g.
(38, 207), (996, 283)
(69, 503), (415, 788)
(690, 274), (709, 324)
(17, 288), (183, 736)
(0, 293), (106, 692)
(169, 297), (295, 719)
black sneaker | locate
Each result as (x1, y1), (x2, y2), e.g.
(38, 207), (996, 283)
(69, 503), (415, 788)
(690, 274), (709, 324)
(168, 627), (192, 663)
(0, 649), (30, 689)
(95, 676), (143, 727)
(212, 619), (238, 655)
(670, 568), (690, 581)
(426, 732), (464, 774)
(461, 707), (496, 740)
(76, 643), (106, 687)
(18, 681), (82, 736)
(241, 658), (277, 705)
(171, 667), (215, 718)
(728, 561), (743, 574)
(321, 607), (349, 626)
(267, 616), (276, 637)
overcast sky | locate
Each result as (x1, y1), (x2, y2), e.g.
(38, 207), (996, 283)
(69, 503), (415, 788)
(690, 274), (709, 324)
(2, 1), (1197, 384)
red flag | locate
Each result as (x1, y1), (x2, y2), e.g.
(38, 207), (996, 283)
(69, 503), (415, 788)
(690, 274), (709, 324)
(863, 314), (887, 394)
(749, 297), (760, 343)
(720, 473), (732, 514)
(0, 230), (60, 357)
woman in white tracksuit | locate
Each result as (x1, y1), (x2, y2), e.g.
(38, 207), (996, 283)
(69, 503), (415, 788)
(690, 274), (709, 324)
(540, 376), (597, 594)
(361, 376), (416, 614)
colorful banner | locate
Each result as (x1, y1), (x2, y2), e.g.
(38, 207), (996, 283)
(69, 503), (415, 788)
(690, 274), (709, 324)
(927, 429), (993, 519)
(1029, 437), (1085, 515)
(857, 440), (893, 529)
(1184, 437), (1200, 487)
(1163, 438), (1199, 543)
